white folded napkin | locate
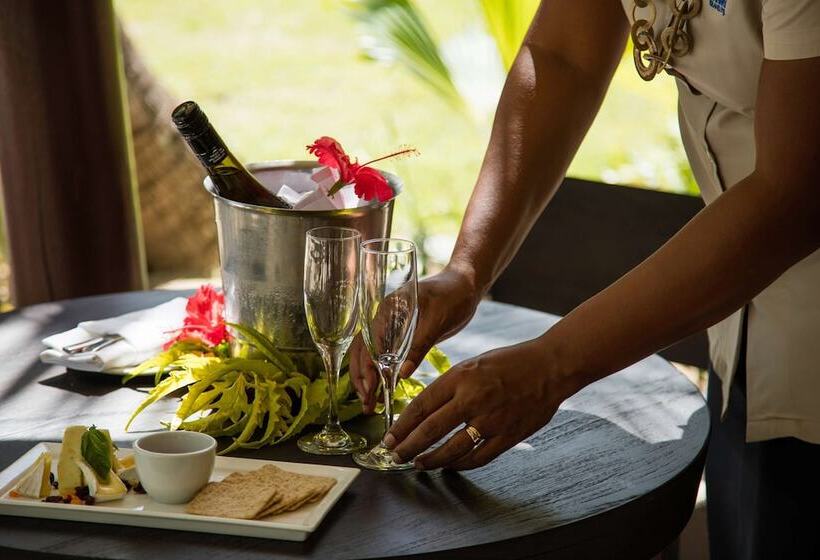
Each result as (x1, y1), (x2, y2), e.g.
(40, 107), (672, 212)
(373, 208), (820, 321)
(39, 297), (188, 372)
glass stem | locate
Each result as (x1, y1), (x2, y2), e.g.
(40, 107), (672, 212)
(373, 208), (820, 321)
(378, 363), (398, 435)
(322, 345), (343, 433)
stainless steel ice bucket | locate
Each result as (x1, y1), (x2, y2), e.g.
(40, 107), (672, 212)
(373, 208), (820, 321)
(205, 160), (397, 354)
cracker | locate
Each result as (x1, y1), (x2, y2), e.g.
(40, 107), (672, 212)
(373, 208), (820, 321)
(184, 464), (337, 520)
(254, 466), (336, 518)
(185, 472), (282, 519)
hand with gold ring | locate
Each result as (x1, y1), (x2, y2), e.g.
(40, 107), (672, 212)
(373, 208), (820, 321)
(382, 337), (571, 471)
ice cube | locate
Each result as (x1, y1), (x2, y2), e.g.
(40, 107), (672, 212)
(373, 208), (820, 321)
(276, 184), (304, 207)
(311, 166), (340, 191)
(294, 188), (337, 211)
(335, 185), (361, 209)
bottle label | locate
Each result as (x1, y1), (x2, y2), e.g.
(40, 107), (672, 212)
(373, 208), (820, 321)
(200, 144), (228, 166)
(186, 127), (228, 167)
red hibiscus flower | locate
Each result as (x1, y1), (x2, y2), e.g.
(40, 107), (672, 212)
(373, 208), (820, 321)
(164, 285), (229, 349)
(306, 136), (418, 203)
(306, 136), (354, 183)
(349, 164), (393, 202)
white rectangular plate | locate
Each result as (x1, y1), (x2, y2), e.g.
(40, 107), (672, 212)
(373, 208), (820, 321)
(0, 443), (359, 541)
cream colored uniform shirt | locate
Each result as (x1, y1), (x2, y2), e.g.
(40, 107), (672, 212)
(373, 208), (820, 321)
(620, 0), (820, 443)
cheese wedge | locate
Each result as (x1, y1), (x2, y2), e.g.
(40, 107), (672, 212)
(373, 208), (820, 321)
(117, 454), (135, 470)
(56, 424), (128, 502)
(75, 461), (127, 502)
(116, 454), (139, 488)
(14, 452), (52, 498)
(57, 426), (86, 495)
(117, 465), (139, 488)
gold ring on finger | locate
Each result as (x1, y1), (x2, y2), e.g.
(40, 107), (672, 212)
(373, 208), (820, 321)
(465, 425), (484, 445)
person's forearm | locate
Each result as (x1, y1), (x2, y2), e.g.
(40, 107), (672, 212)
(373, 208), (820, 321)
(449, 2), (627, 295)
(541, 55), (820, 397)
(543, 169), (820, 396)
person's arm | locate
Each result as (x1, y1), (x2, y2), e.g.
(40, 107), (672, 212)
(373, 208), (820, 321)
(447, 0), (629, 295)
(350, 0), (629, 410)
(385, 55), (820, 470)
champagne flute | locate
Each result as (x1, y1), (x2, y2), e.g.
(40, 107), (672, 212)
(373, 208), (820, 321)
(353, 238), (418, 471)
(298, 227), (367, 455)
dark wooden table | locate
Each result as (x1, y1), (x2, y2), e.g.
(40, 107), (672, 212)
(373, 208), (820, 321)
(0, 291), (708, 560)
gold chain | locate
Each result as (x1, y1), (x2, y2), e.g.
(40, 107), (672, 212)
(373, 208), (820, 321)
(631, 0), (702, 81)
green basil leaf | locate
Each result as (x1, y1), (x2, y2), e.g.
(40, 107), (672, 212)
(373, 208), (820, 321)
(81, 425), (111, 482)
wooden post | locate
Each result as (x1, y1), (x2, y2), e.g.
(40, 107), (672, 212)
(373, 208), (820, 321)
(0, 0), (146, 306)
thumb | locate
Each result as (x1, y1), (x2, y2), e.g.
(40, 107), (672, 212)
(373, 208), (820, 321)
(399, 330), (437, 379)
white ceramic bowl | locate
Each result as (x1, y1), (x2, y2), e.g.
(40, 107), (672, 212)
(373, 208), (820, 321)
(133, 431), (216, 505)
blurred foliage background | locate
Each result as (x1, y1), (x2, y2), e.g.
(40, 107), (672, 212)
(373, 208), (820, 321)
(116, 0), (695, 268)
(0, 0), (696, 308)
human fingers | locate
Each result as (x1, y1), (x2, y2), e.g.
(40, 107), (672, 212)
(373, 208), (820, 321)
(357, 340), (379, 414)
(397, 269), (480, 379)
(349, 336), (379, 413)
(390, 401), (462, 463)
(348, 336), (367, 400)
(382, 372), (457, 449)
(445, 436), (510, 471)
(412, 420), (491, 470)
(397, 324), (439, 379)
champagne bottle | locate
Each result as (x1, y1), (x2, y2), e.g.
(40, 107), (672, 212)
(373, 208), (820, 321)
(171, 100), (292, 209)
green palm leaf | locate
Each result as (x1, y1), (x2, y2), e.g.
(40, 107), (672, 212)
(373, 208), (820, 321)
(477, 0), (539, 71)
(348, 0), (464, 110)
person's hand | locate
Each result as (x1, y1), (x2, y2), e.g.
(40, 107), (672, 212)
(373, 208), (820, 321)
(382, 338), (571, 470)
(350, 264), (481, 413)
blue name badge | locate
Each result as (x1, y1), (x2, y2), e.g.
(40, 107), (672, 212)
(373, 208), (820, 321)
(709, 0), (726, 15)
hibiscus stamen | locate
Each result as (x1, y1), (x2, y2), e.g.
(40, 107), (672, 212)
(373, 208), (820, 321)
(361, 146), (419, 167)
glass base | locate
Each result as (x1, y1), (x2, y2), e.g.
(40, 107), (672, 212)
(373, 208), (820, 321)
(353, 443), (414, 471)
(298, 428), (367, 456)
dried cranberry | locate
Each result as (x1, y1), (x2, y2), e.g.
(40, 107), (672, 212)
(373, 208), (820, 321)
(49, 472), (58, 489)
(74, 486), (90, 499)
(62, 496), (72, 503)
(83, 496), (96, 506)
(43, 495), (64, 503)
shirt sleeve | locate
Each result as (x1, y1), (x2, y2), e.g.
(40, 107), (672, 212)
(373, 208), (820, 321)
(761, 0), (820, 60)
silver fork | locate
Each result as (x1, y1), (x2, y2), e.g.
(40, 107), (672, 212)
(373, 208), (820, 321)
(62, 334), (123, 355)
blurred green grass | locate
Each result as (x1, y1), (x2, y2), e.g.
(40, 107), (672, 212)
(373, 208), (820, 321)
(116, 0), (691, 258)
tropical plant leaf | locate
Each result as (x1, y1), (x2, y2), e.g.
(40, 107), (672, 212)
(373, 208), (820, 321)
(120, 340), (206, 385)
(172, 375), (248, 435)
(206, 412), (252, 438)
(477, 0), (539, 70)
(125, 324), (454, 452)
(425, 345), (452, 373)
(348, 0), (464, 110)
(311, 372), (360, 424)
(276, 377), (327, 444)
(239, 380), (290, 448)
(185, 379), (231, 416)
(394, 376), (426, 400)
(226, 322), (295, 372)
(221, 358), (286, 383)
(175, 361), (241, 421)
(337, 399), (365, 423)
(125, 368), (197, 431)
(219, 374), (265, 455)
(174, 377), (235, 427)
